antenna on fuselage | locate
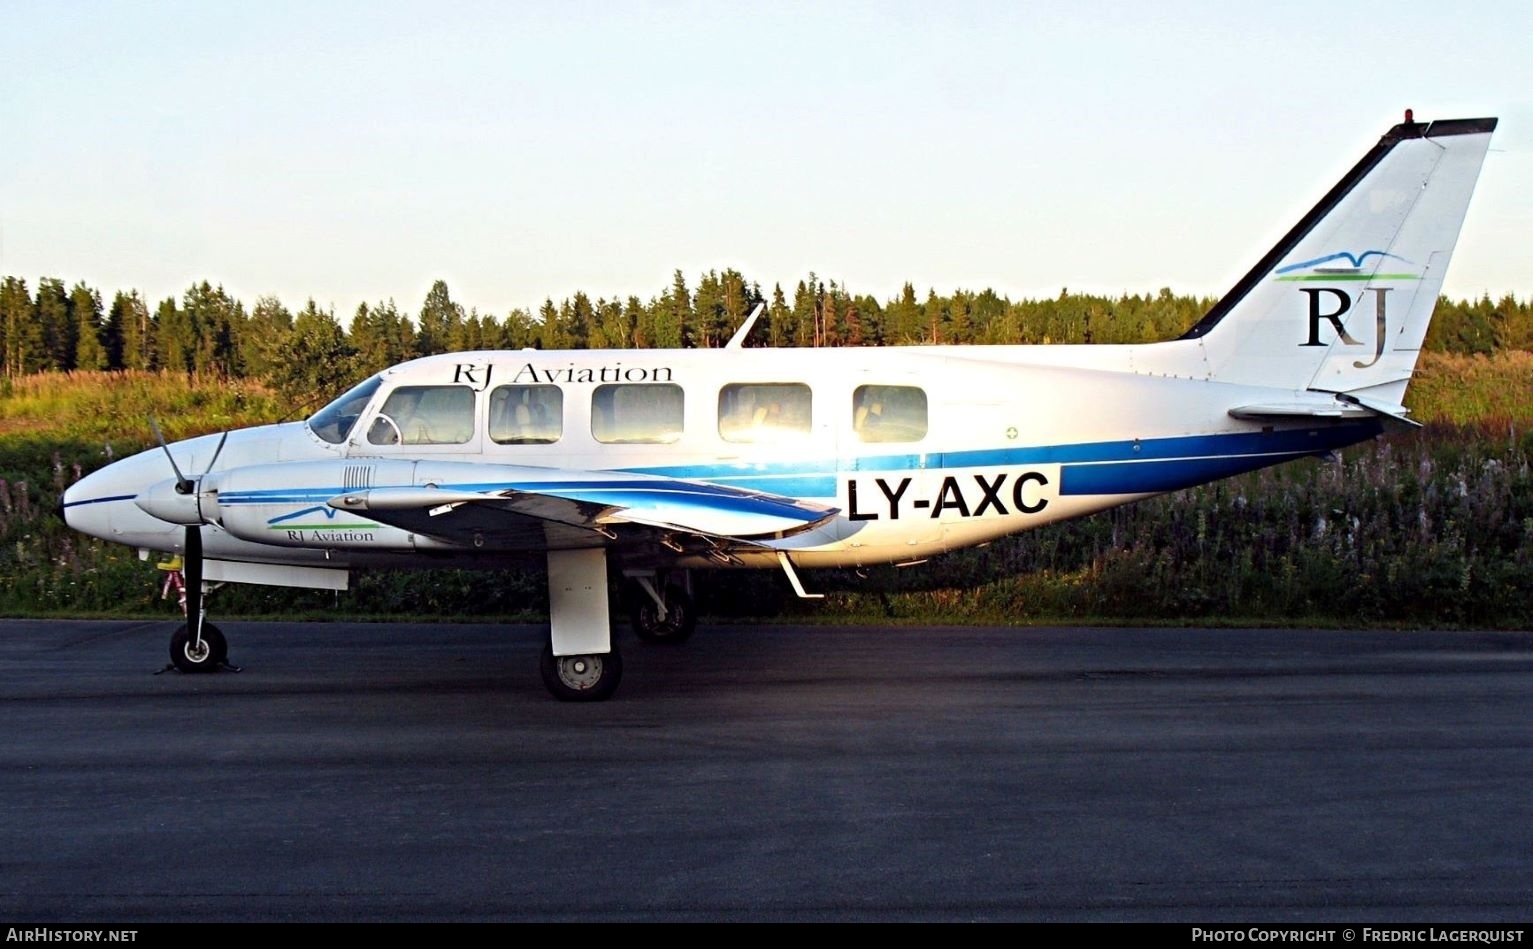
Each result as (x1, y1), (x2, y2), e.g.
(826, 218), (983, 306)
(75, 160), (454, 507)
(724, 303), (766, 349)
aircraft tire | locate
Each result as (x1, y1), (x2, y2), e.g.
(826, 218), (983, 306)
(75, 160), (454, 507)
(170, 622), (227, 673)
(540, 642), (623, 701)
(631, 584), (696, 644)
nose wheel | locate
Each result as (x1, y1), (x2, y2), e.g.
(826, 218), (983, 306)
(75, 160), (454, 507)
(169, 622), (228, 673)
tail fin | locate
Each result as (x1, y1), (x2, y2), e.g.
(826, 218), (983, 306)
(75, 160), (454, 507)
(1179, 116), (1496, 402)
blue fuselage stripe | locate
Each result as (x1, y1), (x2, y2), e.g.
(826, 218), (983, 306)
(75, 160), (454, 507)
(82, 423), (1381, 510)
(1059, 452), (1311, 495)
(62, 494), (137, 509)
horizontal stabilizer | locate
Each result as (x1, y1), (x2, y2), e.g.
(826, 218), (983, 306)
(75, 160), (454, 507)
(1229, 393), (1419, 429)
(1228, 401), (1374, 421)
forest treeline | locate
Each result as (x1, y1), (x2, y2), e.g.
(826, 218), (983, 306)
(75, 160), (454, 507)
(2, 271), (1530, 401)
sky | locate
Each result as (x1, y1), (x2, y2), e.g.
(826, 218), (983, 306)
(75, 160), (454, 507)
(2, 0), (1530, 318)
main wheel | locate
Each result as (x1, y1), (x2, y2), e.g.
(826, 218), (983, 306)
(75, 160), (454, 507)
(169, 622), (227, 674)
(540, 643), (623, 702)
(631, 584), (697, 644)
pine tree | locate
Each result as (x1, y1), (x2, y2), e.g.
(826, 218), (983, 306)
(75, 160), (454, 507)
(887, 282), (919, 344)
(102, 292), (126, 368)
(590, 297), (626, 350)
(1, 277), (46, 375)
(70, 282), (108, 370)
(451, 310), (485, 351)
(156, 297), (195, 373)
(691, 271), (723, 348)
(503, 307), (538, 349)
(623, 296), (648, 349)
(767, 283), (790, 347)
(242, 295), (295, 381)
(537, 299), (563, 349)
(377, 299), (417, 364)
(36, 278), (73, 370)
(112, 291), (154, 370)
(568, 292), (594, 349)
(662, 270), (691, 349)
(924, 289), (943, 344)
(417, 280), (463, 356)
(269, 300), (355, 400)
(719, 269), (749, 344)
(821, 285), (840, 347)
(792, 279), (817, 348)
(178, 282), (243, 376)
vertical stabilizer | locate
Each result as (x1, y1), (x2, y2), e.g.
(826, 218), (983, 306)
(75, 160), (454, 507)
(1179, 117), (1495, 400)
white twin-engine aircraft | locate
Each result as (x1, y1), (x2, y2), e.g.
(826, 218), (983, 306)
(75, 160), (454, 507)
(63, 115), (1496, 700)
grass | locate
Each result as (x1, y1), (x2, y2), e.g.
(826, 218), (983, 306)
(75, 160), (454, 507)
(1406, 350), (1533, 426)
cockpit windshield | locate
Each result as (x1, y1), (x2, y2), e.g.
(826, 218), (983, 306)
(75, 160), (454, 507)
(307, 375), (385, 444)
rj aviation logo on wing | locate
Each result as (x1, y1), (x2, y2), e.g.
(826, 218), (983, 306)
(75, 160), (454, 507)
(1274, 250), (1420, 281)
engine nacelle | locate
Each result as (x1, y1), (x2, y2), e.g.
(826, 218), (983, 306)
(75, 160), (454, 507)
(213, 460), (422, 550)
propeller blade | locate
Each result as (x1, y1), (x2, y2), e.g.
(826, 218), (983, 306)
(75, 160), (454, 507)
(148, 417), (193, 494)
(204, 430), (230, 476)
(184, 525), (203, 640)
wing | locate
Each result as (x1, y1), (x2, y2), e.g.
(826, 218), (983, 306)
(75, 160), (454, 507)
(326, 470), (839, 557)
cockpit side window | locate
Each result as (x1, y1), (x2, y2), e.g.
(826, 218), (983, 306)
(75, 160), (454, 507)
(489, 385), (563, 444)
(308, 375), (385, 445)
(853, 385), (928, 443)
(366, 385), (476, 445)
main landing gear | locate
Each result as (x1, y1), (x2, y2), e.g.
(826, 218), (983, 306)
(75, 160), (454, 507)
(540, 644), (624, 702)
(629, 573), (696, 644)
(538, 553), (699, 701)
(541, 547), (623, 701)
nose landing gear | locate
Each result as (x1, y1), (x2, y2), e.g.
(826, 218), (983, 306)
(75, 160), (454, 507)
(157, 541), (238, 674)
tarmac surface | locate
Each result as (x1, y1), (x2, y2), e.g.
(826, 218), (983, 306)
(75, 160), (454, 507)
(2, 618), (1531, 922)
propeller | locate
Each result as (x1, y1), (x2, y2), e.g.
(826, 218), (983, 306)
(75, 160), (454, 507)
(147, 418), (229, 647)
(149, 418), (227, 497)
(149, 417), (193, 495)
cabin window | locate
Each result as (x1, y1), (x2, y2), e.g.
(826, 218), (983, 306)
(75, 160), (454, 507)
(489, 385), (563, 445)
(592, 383), (684, 444)
(366, 385), (476, 446)
(853, 384), (927, 443)
(308, 375), (384, 444)
(718, 383), (812, 443)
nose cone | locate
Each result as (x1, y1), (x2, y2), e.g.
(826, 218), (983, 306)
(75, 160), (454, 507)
(62, 447), (199, 542)
(61, 466), (128, 541)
